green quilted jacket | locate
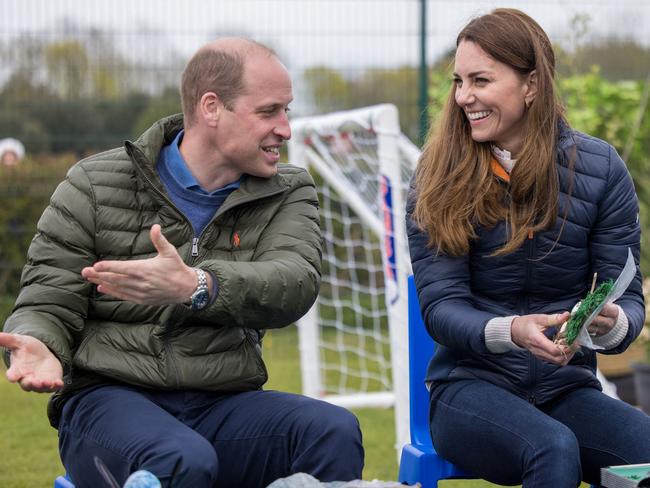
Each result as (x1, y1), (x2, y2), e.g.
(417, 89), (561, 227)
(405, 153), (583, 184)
(3, 114), (322, 425)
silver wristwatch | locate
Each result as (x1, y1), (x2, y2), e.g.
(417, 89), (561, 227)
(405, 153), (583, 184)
(188, 268), (209, 311)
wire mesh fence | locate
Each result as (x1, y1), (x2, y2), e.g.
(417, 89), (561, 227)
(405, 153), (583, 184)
(0, 0), (648, 319)
(1, 0), (648, 149)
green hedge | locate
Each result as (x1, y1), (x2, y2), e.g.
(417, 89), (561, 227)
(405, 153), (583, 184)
(0, 156), (73, 323)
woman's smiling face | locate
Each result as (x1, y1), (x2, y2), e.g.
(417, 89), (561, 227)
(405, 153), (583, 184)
(453, 39), (535, 157)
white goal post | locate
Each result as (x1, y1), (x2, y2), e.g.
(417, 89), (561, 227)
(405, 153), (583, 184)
(288, 104), (420, 453)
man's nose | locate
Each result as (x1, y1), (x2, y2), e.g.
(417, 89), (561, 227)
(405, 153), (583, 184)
(274, 112), (292, 140)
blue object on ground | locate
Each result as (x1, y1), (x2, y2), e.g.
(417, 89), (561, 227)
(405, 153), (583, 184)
(123, 470), (162, 488)
(54, 470), (162, 488)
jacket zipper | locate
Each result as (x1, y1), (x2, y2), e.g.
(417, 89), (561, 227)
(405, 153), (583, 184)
(186, 188), (288, 266)
(191, 237), (199, 257)
(126, 143), (287, 386)
(125, 146), (195, 388)
(525, 229), (537, 402)
(524, 229), (535, 290)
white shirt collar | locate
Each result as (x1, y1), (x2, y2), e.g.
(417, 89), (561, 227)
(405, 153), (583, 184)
(491, 145), (516, 174)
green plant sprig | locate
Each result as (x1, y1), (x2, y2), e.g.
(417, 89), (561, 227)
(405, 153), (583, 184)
(565, 279), (616, 345)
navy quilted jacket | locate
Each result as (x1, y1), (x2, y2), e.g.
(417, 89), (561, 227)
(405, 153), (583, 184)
(407, 125), (644, 404)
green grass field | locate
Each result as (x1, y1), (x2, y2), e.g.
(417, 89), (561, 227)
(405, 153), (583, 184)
(0, 325), (528, 488)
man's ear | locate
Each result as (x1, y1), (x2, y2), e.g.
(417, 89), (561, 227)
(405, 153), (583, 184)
(524, 70), (537, 107)
(199, 92), (221, 127)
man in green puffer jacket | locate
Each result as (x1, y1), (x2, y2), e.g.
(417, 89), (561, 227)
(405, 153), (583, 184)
(0, 38), (364, 488)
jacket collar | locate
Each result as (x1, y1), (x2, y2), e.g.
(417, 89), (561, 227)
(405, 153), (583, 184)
(491, 157), (510, 182)
(489, 118), (576, 182)
(556, 117), (576, 152)
(126, 113), (184, 170)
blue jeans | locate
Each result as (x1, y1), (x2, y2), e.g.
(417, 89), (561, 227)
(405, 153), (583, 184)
(58, 385), (364, 488)
(429, 379), (650, 488)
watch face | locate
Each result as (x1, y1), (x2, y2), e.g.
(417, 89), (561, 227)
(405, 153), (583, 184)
(192, 288), (210, 310)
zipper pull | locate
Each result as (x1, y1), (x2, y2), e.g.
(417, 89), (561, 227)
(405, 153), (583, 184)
(191, 237), (199, 257)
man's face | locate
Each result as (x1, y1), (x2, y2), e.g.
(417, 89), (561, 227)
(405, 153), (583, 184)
(215, 54), (293, 178)
(1, 151), (19, 167)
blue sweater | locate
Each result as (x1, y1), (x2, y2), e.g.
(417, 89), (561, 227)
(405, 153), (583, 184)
(157, 130), (241, 236)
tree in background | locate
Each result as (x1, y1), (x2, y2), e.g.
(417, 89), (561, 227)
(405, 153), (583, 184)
(0, 20), (183, 156)
(303, 65), (420, 142)
(559, 39), (650, 81)
(45, 40), (89, 99)
(303, 66), (353, 113)
(560, 69), (650, 273)
(0, 157), (72, 321)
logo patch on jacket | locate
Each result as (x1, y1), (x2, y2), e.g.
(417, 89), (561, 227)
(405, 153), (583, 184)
(233, 232), (241, 248)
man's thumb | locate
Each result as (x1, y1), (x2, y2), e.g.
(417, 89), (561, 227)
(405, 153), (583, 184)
(5, 363), (23, 383)
(0, 331), (21, 350)
(150, 224), (174, 255)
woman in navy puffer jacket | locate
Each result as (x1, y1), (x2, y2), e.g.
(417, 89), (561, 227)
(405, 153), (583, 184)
(408, 8), (650, 488)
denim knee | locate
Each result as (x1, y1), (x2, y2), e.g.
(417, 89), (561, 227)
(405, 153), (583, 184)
(530, 423), (581, 483)
(536, 422), (580, 457)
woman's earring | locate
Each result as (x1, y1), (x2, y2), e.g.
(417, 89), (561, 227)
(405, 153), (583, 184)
(525, 98), (532, 109)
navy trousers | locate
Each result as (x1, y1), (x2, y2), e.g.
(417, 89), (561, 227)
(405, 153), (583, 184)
(58, 385), (364, 488)
(429, 379), (650, 488)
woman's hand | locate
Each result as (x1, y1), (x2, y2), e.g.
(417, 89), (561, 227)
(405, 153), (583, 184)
(587, 303), (618, 338)
(511, 312), (575, 365)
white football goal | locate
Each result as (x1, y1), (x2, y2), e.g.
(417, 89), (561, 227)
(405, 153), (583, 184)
(289, 104), (420, 453)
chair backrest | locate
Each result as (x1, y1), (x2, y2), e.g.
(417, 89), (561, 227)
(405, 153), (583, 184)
(407, 275), (436, 448)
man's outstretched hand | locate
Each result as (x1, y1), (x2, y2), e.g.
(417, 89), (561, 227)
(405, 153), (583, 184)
(0, 332), (63, 392)
(82, 224), (199, 305)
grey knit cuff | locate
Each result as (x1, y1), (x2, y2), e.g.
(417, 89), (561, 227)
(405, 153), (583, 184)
(592, 304), (628, 350)
(485, 316), (523, 353)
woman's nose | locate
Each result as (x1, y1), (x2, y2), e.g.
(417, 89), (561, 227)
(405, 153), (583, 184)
(455, 84), (475, 106)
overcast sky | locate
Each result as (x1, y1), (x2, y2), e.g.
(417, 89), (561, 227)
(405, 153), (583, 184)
(2, 0), (648, 70)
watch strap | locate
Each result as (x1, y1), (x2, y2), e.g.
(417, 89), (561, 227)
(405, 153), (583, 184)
(189, 268), (210, 311)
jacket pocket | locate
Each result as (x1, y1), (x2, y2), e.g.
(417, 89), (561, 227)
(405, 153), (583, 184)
(165, 326), (268, 390)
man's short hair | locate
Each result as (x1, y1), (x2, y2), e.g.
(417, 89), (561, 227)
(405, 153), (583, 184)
(180, 40), (276, 126)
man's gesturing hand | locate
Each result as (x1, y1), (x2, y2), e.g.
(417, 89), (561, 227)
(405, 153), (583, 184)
(511, 312), (575, 366)
(0, 332), (64, 392)
(81, 224), (198, 305)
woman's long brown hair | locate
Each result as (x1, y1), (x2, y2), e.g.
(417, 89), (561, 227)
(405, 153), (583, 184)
(413, 8), (568, 256)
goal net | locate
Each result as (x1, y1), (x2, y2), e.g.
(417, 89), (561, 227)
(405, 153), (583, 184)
(288, 104), (419, 451)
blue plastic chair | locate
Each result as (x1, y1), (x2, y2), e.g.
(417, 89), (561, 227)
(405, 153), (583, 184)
(54, 473), (75, 488)
(398, 275), (475, 487)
